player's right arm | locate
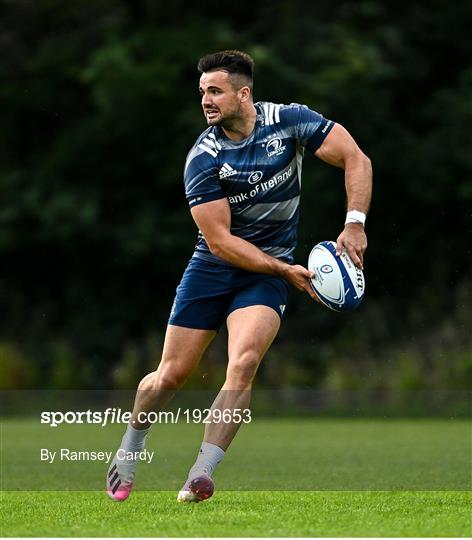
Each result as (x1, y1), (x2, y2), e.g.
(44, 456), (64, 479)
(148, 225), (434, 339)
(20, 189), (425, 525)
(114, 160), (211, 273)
(190, 198), (318, 300)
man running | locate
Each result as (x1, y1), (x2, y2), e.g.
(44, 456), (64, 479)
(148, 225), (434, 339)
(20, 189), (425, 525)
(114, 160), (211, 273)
(107, 49), (372, 502)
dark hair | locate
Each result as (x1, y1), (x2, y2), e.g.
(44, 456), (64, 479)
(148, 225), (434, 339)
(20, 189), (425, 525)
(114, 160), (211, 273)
(197, 50), (254, 82)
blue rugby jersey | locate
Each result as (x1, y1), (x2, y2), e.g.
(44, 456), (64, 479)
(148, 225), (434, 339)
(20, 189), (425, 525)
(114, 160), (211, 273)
(184, 102), (334, 265)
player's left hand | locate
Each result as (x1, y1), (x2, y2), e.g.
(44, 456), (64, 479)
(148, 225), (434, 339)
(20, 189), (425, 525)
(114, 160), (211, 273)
(336, 223), (367, 269)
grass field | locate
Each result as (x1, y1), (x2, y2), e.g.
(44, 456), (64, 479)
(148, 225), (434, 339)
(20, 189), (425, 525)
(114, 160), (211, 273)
(1, 417), (471, 536)
(2, 490), (471, 537)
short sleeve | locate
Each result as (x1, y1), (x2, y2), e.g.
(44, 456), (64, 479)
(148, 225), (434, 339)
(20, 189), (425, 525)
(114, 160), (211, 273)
(282, 103), (335, 153)
(184, 152), (225, 208)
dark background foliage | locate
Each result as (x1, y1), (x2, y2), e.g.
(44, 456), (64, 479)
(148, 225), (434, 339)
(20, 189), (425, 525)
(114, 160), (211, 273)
(1, 0), (471, 391)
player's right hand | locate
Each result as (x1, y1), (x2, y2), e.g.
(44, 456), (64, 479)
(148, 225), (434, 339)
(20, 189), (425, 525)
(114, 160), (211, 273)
(283, 264), (321, 303)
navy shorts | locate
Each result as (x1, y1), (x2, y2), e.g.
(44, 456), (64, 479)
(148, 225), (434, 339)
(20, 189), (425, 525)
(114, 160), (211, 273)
(168, 257), (289, 330)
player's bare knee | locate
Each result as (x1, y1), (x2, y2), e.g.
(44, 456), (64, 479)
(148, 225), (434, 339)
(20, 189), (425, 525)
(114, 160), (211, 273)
(137, 371), (157, 393)
(154, 365), (189, 390)
(136, 367), (181, 393)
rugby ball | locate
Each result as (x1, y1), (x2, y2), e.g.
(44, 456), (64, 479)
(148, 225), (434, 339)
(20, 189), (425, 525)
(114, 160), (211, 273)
(308, 241), (365, 312)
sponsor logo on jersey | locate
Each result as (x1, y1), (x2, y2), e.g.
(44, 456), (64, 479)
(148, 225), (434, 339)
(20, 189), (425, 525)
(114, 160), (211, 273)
(266, 137), (286, 157)
(322, 120), (333, 133)
(188, 196), (203, 206)
(228, 167), (292, 204)
(219, 163), (238, 179)
(279, 304), (286, 315)
(188, 197), (203, 206)
(248, 171), (263, 184)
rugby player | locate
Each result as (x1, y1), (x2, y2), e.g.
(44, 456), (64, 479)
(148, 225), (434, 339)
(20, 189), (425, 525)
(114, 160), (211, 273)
(107, 50), (372, 502)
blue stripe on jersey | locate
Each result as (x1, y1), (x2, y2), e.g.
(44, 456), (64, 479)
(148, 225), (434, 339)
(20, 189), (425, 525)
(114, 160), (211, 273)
(184, 102), (334, 264)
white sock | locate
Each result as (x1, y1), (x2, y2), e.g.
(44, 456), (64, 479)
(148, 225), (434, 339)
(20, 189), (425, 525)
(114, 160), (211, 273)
(188, 441), (225, 479)
(120, 424), (149, 453)
(114, 424), (149, 482)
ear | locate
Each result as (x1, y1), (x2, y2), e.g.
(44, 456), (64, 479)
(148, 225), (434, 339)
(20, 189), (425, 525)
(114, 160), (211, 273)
(239, 86), (251, 103)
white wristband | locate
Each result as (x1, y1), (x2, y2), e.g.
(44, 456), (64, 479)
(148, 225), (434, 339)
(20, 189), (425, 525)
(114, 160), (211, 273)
(345, 210), (366, 225)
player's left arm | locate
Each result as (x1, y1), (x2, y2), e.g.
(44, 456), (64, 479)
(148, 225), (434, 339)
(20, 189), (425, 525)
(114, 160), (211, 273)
(315, 123), (372, 269)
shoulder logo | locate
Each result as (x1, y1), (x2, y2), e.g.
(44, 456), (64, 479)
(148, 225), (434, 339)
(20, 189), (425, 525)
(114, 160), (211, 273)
(248, 171), (263, 184)
(279, 304), (286, 315)
(198, 132), (222, 157)
(262, 103), (281, 126)
(219, 163), (238, 179)
(266, 137), (286, 157)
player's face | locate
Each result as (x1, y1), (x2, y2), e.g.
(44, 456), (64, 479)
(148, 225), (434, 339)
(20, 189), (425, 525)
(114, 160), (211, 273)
(199, 71), (243, 126)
